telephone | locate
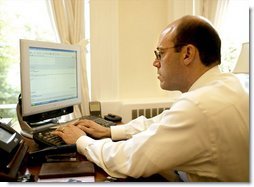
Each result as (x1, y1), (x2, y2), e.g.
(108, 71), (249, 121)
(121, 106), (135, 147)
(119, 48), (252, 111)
(0, 124), (28, 181)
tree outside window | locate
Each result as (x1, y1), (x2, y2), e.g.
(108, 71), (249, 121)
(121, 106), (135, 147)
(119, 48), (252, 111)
(0, 0), (57, 119)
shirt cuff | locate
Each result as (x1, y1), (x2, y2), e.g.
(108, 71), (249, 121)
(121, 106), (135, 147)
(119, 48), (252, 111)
(76, 135), (95, 155)
(110, 125), (131, 141)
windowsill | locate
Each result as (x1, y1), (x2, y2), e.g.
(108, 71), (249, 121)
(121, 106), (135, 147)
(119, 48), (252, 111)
(0, 104), (16, 109)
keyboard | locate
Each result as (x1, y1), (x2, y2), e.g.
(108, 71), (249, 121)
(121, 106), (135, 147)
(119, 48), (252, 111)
(80, 115), (116, 127)
(33, 115), (116, 147)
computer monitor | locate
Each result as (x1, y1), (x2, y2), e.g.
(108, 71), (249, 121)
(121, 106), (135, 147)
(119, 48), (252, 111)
(19, 39), (81, 125)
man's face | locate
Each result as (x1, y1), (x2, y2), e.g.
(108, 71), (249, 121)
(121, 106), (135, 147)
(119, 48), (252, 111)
(153, 25), (185, 92)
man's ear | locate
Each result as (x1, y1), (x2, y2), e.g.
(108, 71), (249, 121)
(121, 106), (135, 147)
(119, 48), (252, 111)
(181, 44), (196, 65)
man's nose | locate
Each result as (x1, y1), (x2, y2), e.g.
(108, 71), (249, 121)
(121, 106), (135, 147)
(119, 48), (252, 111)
(153, 60), (161, 68)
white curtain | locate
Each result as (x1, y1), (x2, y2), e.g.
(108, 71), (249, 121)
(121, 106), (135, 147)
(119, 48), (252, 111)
(49, 0), (90, 118)
(213, 0), (230, 30)
(195, 0), (248, 73)
(200, 0), (219, 24)
(194, 0), (229, 28)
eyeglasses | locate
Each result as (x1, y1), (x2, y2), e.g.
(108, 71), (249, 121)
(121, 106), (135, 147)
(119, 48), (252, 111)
(154, 44), (185, 60)
(154, 46), (176, 61)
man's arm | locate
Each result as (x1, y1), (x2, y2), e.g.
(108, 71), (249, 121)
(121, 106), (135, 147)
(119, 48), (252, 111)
(76, 114), (166, 141)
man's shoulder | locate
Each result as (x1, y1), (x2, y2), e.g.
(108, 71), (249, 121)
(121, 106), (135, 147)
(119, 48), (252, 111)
(178, 73), (248, 112)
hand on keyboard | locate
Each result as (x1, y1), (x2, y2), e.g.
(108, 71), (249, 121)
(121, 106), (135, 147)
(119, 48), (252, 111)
(52, 123), (86, 145)
(33, 115), (116, 147)
(33, 128), (66, 147)
(75, 119), (112, 139)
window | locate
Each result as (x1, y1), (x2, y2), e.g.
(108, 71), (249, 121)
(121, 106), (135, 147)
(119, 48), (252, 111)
(218, 0), (249, 72)
(0, 0), (57, 119)
(217, 0), (249, 92)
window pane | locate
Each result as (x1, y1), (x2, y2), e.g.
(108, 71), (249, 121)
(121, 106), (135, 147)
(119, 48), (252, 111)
(0, 0), (57, 118)
(219, 0), (249, 72)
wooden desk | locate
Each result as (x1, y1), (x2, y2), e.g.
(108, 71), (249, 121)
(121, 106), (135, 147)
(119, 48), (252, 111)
(14, 122), (170, 182)
(10, 121), (108, 182)
(21, 136), (109, 182)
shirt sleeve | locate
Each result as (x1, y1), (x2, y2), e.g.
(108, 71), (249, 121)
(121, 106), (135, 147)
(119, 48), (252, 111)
(111, 114), (164, 141)
(76, 98), (210, 179)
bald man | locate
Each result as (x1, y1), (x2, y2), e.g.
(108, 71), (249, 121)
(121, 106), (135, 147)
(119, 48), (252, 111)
(53, 15), (249, 182)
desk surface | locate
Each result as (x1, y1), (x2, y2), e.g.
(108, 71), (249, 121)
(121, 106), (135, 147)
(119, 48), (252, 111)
(10, 121), (109, 182)
(22, 135), (109, 182)
(14, 121), (170, 182)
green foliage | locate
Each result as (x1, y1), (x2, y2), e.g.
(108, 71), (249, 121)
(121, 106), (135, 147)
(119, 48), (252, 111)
(0, 108), (16, 119)
(220, 43), (239, 73)
(0, 46), (18, 106)
(0, 0), (56, 118)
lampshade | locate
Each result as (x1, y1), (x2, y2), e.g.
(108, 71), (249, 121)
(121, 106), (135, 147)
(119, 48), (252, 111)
(233, 42), (249, 73)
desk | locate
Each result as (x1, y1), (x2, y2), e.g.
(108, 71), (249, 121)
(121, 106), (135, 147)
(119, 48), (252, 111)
(21, 136), (170, 182)
(13, 121), (170, 182)
(20, 135), (109, 182)
(10, 121), (108, 182)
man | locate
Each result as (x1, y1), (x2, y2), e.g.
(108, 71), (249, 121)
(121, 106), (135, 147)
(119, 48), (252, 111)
(53, 15), (249, 182)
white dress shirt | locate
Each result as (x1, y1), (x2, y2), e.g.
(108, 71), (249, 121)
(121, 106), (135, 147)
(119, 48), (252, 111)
(76, 66), (249, 182)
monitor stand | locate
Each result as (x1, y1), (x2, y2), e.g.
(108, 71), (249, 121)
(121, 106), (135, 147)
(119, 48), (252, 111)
(20, 130), (33, 139)
(16, 103), (59, 139)
(16, 103), (76, 139)
(19, 120), (58, 139)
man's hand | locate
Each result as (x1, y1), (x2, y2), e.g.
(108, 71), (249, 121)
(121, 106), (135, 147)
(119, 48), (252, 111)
(74, 119), (111, 139)
(52, 124), (86, 144)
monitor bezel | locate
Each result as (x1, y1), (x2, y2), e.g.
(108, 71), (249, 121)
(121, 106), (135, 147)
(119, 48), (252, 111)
(20, 39), (82, 121)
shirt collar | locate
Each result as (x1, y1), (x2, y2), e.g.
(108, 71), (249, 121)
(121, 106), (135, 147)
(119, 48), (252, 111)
(188, 65), (221, 92)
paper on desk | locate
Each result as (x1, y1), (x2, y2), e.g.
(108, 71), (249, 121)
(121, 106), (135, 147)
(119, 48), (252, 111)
(37, 176), (95, 182)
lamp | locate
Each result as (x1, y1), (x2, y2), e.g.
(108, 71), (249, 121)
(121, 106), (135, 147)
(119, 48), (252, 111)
(233, 42), (249, 74)
(232, 42), (249, 92)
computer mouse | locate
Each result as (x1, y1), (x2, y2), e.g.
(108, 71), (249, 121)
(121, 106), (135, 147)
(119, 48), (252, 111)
(104, 114), (122, 122)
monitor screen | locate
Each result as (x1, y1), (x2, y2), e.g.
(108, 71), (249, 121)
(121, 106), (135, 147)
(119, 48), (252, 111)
(20, 39), (81, 123)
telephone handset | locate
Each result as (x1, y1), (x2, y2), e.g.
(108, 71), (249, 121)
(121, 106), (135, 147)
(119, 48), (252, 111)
(0, 124), (28, 181)
(0, 124), (22, 159)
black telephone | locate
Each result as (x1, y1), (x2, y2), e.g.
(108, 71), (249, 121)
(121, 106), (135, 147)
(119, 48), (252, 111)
(0, 124), (28, 181)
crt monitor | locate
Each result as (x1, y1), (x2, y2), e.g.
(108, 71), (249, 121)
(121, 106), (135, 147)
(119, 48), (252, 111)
(19, 39), (81, 124)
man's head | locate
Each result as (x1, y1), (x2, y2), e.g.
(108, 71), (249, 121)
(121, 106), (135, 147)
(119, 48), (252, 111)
(153, 15), (221, 92)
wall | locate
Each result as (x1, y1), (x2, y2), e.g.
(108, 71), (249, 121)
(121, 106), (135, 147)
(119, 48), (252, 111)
(90, 0), (119, 101)
(90, 0), (193, 121)
(118, 0), (169, 99)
